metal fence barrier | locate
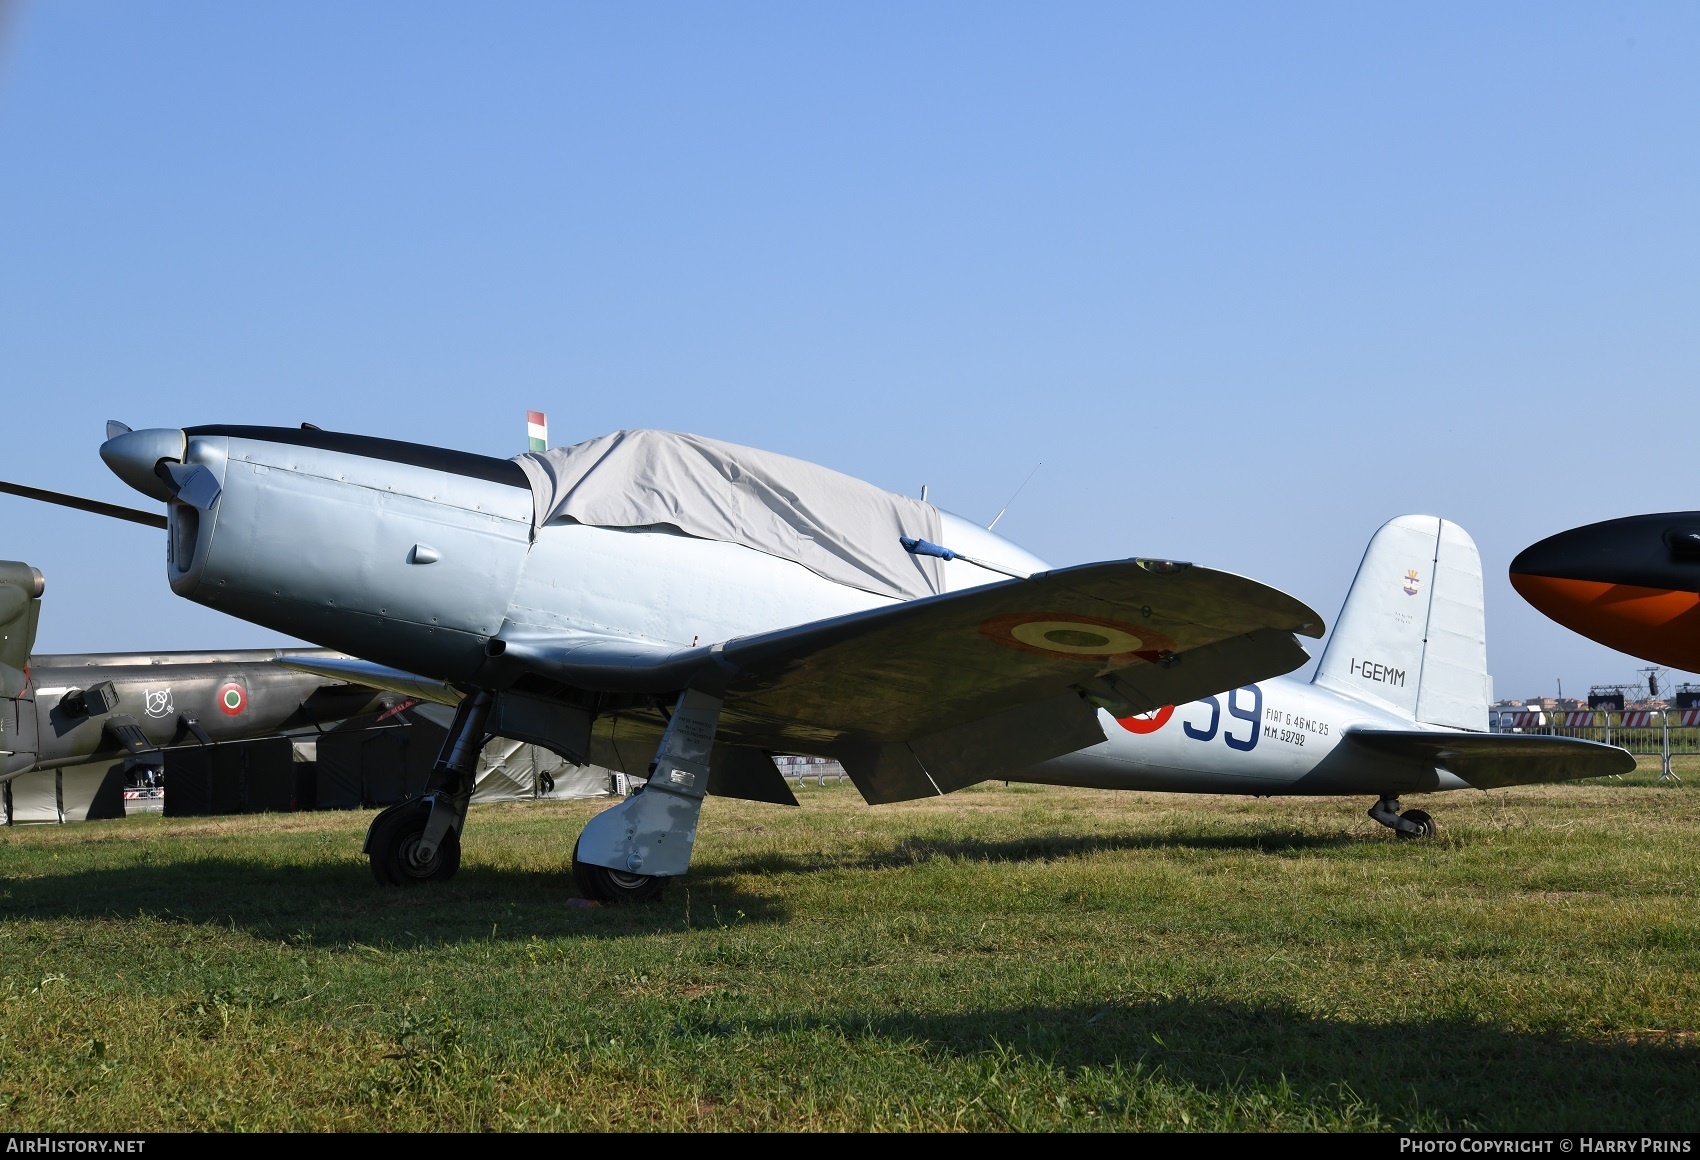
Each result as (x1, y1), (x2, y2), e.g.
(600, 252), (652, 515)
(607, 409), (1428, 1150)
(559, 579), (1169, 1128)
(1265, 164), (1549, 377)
(772, 755), (849, 788)
(1489, 708), (1700, 782)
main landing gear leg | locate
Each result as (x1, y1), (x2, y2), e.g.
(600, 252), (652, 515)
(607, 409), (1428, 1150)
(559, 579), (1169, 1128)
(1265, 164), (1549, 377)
(572, 687), (721, 903)
(366, 690), (493, 885)
(1368, 794), (1435, 840)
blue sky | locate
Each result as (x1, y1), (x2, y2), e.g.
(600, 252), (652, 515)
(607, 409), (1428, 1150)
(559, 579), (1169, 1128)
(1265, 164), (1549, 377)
(1, 1), (1695, 699)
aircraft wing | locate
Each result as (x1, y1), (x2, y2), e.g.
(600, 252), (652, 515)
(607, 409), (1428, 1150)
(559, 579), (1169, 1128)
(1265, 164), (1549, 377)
(497, 558), (1323, 802)
(1344, 728), (1636, 788)
(274, 655), (463, 707)
(715, 559), (1318, 738)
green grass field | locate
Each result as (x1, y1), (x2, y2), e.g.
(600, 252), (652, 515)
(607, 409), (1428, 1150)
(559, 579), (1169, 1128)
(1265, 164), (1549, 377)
(2, 759), (1698, 1131)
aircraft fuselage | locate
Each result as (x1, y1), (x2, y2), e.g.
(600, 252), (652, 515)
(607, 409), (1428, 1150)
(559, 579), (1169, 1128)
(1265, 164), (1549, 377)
(1017, 674), (1473, 798)
(3, 649), (390, 780)
(152, 426), (1039, 689)
(103, 424), (1493, 802)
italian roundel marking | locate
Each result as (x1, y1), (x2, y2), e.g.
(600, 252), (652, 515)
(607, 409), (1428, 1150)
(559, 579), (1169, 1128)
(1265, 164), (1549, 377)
(216, 682), (248, 716)
(1115, 705), (1174, 734)
(978, 612), (1175, 666)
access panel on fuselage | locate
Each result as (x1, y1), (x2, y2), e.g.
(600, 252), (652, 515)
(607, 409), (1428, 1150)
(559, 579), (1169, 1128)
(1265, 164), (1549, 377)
(504, 522), (893, 648)
(197, 440), (532, 665)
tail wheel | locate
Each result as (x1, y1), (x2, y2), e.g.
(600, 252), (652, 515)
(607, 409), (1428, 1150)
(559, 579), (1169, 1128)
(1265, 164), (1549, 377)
(1397, 808), (1436, 840)
(368, 799), (461, 885)
(572, 838), (666, 903)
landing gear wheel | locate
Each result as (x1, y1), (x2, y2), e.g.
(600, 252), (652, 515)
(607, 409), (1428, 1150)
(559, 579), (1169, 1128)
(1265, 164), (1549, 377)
(369, 799), (461, 885)
(1396, 808), (1435, 840)
(572, 838), (666, 904)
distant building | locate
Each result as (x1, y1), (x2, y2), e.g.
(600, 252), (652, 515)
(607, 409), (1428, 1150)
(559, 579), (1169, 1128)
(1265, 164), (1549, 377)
(1493, 697), (1559, 711)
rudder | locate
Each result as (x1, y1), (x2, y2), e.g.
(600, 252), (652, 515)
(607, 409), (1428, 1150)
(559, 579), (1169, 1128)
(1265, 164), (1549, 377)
(1313, 515), (1488, 730)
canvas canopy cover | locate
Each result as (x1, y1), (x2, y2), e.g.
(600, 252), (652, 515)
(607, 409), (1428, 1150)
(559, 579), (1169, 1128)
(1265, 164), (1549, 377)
(513, 429), (945, 600)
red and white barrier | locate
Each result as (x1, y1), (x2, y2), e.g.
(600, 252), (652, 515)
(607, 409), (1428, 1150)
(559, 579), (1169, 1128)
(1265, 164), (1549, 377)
(1490, 707), (1691, 782)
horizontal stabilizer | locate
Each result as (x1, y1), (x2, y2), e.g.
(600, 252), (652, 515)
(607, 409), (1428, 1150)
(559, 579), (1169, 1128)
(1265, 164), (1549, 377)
(1345, 728), (1634, 789)
(274, 655), (462, 706)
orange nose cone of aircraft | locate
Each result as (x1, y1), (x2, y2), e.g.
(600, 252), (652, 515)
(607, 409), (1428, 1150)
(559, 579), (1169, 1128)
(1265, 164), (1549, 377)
(1509, 572), (1700, 671)
(1510, 513), (1700, 671)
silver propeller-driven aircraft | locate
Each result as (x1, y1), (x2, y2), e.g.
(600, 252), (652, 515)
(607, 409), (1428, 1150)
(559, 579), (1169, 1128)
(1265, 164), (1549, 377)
(18, 422), (1326, 899)
(8, 425), (1627, 897)
(1007, 515), (1634, 830)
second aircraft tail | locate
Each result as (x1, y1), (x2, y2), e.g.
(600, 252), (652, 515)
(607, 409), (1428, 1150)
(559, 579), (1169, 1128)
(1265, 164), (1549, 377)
(1312, 514), (1489, 731)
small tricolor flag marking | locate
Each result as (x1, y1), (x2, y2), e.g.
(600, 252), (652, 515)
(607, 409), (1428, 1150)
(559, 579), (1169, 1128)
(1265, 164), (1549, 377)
(527, 411), (548, 453)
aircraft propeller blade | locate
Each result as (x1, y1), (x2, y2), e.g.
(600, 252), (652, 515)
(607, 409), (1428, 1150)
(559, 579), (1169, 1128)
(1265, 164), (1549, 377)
(0, 479), (168, 529)
(154, 461), (221, 510)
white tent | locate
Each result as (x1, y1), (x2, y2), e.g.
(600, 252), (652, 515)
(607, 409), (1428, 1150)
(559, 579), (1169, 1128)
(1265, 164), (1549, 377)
(471, 737), (620, 803)
(4, 735), (619, 825)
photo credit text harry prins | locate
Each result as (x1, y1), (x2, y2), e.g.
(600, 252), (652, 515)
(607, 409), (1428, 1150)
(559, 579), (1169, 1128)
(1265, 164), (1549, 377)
(1402, 1142), (1691, 1155)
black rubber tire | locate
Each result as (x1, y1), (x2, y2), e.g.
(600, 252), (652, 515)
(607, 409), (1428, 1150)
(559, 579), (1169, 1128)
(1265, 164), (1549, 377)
(1396, 808), (1436, 840)
(571, 838), (667, 904)
(368, 799), (462, 885)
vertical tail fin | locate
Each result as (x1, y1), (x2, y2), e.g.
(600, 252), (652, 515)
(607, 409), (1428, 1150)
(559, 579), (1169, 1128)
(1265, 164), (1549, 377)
(0, 561), (43, 699)
(1313, 515), (1489, 730)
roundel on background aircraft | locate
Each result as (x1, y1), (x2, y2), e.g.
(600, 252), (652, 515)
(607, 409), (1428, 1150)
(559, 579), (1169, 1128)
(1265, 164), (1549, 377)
(216, 681), (248, 716)
(978, 612), (1174, 666)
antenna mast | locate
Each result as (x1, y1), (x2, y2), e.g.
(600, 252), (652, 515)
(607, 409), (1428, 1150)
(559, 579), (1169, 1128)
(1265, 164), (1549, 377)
(987, 463), (1042, 531)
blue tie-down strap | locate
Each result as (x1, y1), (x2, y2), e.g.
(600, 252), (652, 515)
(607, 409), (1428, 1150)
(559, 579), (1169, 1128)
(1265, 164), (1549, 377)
(901, 534), (1030, 579)
(900, 536), (959, 561)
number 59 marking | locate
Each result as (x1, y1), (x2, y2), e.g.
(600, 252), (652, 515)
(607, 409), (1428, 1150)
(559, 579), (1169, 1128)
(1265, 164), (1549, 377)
(1180, 685), (1262, 752)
